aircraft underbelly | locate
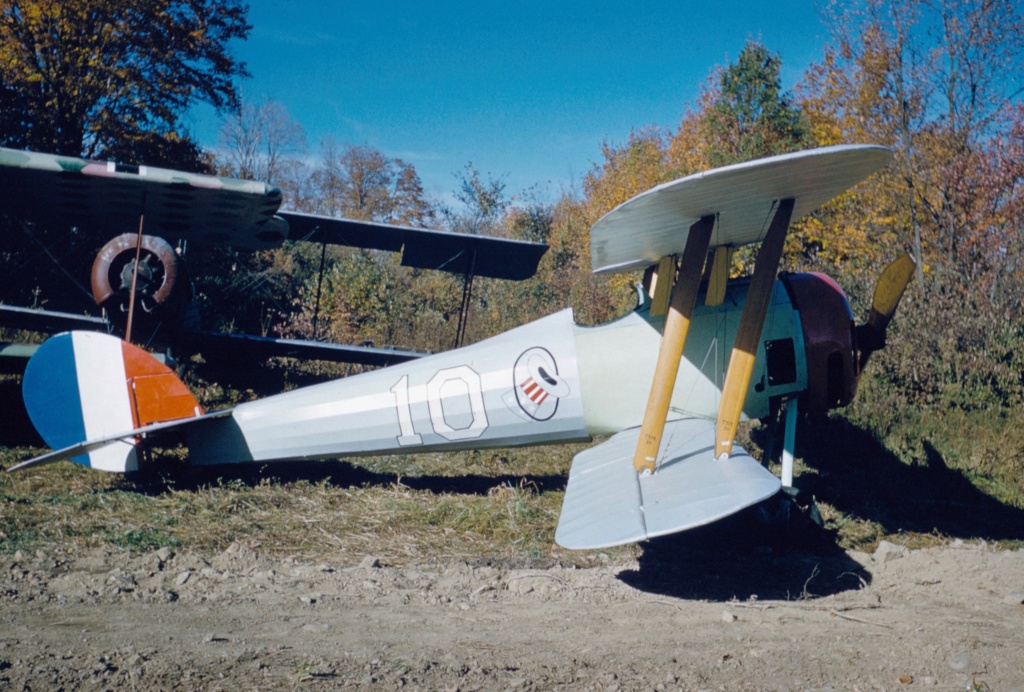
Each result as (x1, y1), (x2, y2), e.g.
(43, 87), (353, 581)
(189, 310), (591, 465)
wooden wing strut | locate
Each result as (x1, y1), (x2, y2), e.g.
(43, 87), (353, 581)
(632, 215), (715, 473)
(715, 198), (794, 460)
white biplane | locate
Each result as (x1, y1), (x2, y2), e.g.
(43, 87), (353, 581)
(8, 145), (914, 550)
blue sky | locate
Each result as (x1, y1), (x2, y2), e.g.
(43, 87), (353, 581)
(186, 1), (830, 205)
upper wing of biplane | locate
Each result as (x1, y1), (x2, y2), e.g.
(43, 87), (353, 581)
(0, 146), (546, 271)
(0, 147), (286, 249)
(589, 144), (892, 274)
(0, 146), (547, 366)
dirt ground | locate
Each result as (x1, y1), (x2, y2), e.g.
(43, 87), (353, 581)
(2, 531), (1022, 691)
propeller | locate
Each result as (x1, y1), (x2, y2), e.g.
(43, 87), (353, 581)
(857, 252), (916, 369)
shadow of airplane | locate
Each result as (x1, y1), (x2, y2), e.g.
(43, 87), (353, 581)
(0, 378), (43, 447)
(617, 502), (871, 601)
(614, 410), (1024, 603)
(121, 454), (570, 499)
(767, 414), (1024, 542)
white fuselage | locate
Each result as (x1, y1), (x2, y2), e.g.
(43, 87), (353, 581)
(188, 280), (807, 465)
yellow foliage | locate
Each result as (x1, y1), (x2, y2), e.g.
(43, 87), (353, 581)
(582, 127), (670, 222)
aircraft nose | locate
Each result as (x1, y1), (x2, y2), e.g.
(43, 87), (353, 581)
(782, 272), (858, 413)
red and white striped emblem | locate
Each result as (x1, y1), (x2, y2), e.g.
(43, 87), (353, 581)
(519, 376), (550, 406)
(504, 347), (570, 422)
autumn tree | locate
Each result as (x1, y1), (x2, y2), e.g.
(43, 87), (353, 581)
(254, 141), (438, 347)
(440, 163), (511, 237)
(700, 41), (811, 169)
(302, 139), (433, 227)
(801, 0), (1024, 291)
(584, 127), (669, 219)
(0, 0), (250, 170)
(796, 0), (1024, 418)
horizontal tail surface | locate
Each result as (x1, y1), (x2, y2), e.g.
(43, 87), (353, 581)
(555, 418), (781, 549)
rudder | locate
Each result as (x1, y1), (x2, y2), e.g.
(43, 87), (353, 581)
(22, 331), (201, 472)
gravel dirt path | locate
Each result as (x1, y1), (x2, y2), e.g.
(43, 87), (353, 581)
(2, 537), (1022, 690)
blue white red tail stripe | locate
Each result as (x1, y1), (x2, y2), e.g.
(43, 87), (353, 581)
(21, 331), (200, 472)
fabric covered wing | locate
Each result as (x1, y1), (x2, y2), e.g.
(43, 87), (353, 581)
(278, 211), (547, 280)
(0, 146), (284, 250)
(589, 145), (892, 274)
(555, 418), (781, 549)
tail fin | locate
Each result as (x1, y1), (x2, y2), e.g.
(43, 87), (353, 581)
(21, 331), (202, 472)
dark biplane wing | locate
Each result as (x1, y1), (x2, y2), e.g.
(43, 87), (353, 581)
(0, 305), (109, 373)
(278, 211), (546, 280)
(0, 304), (108, 333)
(0, 147), (287, 249)
(0, 302), (424, 373)
(0, 147), (547, 367)
(179, 330), (426, 367)
(0, 147), (548, 276)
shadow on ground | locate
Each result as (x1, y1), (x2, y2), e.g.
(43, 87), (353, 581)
(614, 410), (1024, 603)
(766, 414), (1024, 543)
(618, 496), (871, 601)
(0, 379), (43, 447)
(126, 456), (569, 498)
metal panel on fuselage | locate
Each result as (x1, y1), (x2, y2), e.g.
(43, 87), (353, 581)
(574, 279), (807, 436)
(189, 310), (590, 464)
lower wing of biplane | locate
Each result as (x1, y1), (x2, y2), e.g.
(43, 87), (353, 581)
(8, 145), (915, 550)
(0, 146), (547, 368)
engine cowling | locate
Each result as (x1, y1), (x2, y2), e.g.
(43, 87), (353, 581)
(781, 272), (859, 414)
(90, 233), (193, 340)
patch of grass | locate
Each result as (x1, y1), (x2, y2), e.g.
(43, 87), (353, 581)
(845, 374), (1024, 510)
(104, 527), (179, 550)
(0, 528), (44, 555)
(3, 390), (1021, 564)
(0, 443), (623, 565)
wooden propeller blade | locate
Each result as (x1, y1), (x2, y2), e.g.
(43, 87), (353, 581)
(859, 252), (916, 369)
(632, 215), (715, 473)
(867, 252), (916, 333)
(715, 198), (794, 460)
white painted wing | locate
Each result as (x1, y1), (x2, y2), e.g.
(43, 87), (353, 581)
(555, 418), (781, 549)
(590, 144), (892, 274)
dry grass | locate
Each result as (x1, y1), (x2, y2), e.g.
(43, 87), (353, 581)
(3, 407), (1022, 563)
(0, 444), (638, 566)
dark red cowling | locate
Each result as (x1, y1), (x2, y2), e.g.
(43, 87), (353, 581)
(782, 272), (859, 413)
